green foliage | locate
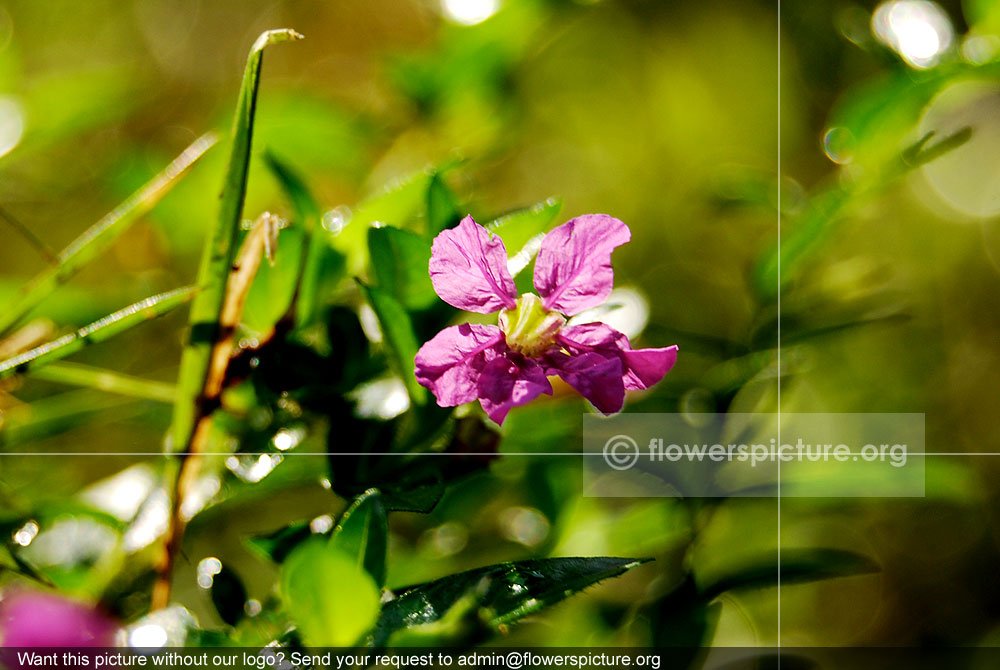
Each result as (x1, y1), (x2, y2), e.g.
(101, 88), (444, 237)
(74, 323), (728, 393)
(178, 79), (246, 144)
(280, 536), (381, 647)
(367, 226), (436, 311)
(329, 489), (389, 588)
(25, 362), (176, 403)
(171, 29), (302, 453)
(374, 557), (649, 646)
(5, 0), (993, 654)
(698, 549), (879, 601)
(357, 282), (427, 404)
(0, 287), (196, 378)
(0, 135), (216, 336)
(262, 151), (346, 331)
(426, 172), (463, 235)
(246, 522), (313, 565)
(241, 221), (306, 334)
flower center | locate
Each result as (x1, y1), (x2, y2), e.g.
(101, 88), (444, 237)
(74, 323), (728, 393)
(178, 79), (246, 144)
(498, 293), (566, 357)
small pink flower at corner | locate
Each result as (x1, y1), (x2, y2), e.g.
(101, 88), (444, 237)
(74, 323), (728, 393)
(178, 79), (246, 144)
(0, 589), (119, 647)
(414, 214), (678, 424)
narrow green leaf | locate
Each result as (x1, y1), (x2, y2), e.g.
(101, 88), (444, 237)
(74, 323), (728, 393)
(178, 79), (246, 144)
(0, 389), (136, 447)
(374, 556), (649, 646)
(24, 361), (177, 403)
(281, 536), (381, 647)
(170, 29), (302, 453)
(0, 133), (217, 336)
(426, 172), (462, 235)
(651, 576), (721, 653)
(262, 152), (345, 329)
(358, 282), (427, 404)
(699, 549), (879, 602)
(0, 204), (56, 263)
(367, 226), (435, 310)
(900, 127), (973, 168)
(263, 151), (321, 223)
(753, 126), (973, 301)
(0, 287), (196, 379)
(330, 488), (388, 587)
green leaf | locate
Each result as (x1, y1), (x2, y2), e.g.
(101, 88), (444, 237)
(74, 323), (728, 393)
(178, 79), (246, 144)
(281, 536), (381, 647)
(374, 556), (649, 646)
(367, 226), (435, 310)
(330, 489), (388, 587)
(379, 476), (445, 514)
(0, 287), (196, 379)
(0, 544), (54, 587)
(210, 565), (249, 627)
(354, 171), (435, 230)
(699, 549), (879, 602)
(26, 361), (177, 403)
(242, 221), (306, 333)
(357, 282), (427, 404)
(651, 576), (721, 656)
(753, 127), (972, 301)
(426, 172), (462, 235)
(0, 134), (217, 336)
(336, 169), (437, 274)
(170, 29), (302, 453)
(0, 389), (135, 447)
(246, 522), (313, 564)
(262, 151), (346, 330)
(245, 490), (388, 581)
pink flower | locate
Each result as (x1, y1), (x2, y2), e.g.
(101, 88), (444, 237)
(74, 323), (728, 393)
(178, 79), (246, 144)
(0, 589), (118, 647)
(415, 214), (677, 424)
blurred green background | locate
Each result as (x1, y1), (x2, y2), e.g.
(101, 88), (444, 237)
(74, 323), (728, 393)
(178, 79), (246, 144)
(3, 0), (1000, 651)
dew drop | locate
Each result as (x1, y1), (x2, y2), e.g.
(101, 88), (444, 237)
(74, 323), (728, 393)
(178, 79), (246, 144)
(822, 127), (855, 165)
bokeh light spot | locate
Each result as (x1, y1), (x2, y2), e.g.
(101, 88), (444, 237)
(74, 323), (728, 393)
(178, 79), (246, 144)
(128, 624), (168, 649)
(196, 557), (223, 589)
(872, 1), (953, 69)
(441, 0), (500, 26)
(0, 96), (25, 159)
(499, 506), (550, 547)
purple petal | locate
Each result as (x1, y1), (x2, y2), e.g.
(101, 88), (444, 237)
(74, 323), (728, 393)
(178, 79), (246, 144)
(429, 215), (517, 314)
(620, 346), (679, 390)
(476, 352), (553, 424)
(415, 324), (506, 407)
(0, 590), (118, 647)
(546, 350), (625, 414)
(557, 322), (677, 391)
(533, 214), (630, 316)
